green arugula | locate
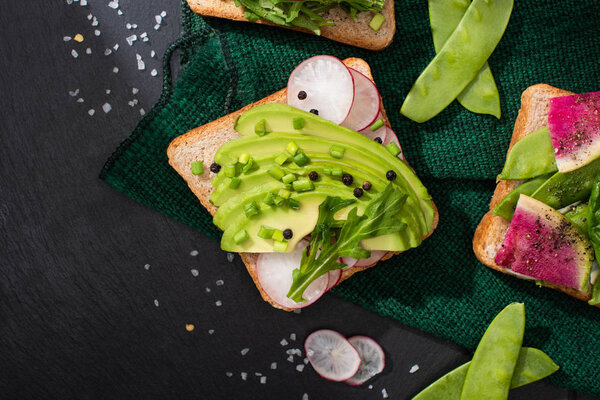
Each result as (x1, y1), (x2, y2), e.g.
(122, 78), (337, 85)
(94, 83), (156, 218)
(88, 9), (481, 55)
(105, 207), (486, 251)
(286, 184), (407, 303)
(587, 176), (600, 305)
(235, 0), (385, 35)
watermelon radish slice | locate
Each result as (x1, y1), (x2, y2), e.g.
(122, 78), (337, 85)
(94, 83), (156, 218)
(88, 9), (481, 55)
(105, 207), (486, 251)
(359, 112), (388, 142)
(287, 55), (354, 124)
(548, 91), (600, 172)
(495, 195), (593, 291)
(341, 68), (381, 132)
(383, 127), (405, 161)
(345, 336), (385, 386)
(256, 240), (329, 309)
(305, 329), (361, 382)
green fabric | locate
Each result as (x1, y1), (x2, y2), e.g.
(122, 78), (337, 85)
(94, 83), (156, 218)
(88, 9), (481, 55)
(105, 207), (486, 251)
(101, 1), (600, 396)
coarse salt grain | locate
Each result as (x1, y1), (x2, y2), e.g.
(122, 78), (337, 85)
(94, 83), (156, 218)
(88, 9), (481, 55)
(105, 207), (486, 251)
(368, 384), (373, 389)
(287, 355), (294, 363)
(205, 287), (211, 293)
(225, 372), (233, 377)
(126, 23), (132, 29)
(280, 339), (288, 346)
(69, 89), (79, 97)
(92, 16), (98, 26)
(126, 35), (137, 46)
(113, 43), (119, 51)
(132, 24), (138, 28)
(86, 48), (92, 54)
(88, 109), (95, 116)
(155, 15), (162, 24)
(154, 24), (161, 31)
(104, 48), (112, 56)
(63, 36), (72, 41)
(132, 87), (139, 95)
(102, 103), (112, 113)
(113, 66), (119, 73)
(87, 13), (92, 20)
(153, 299), (159, 307)
(77, 98), (84, 103)
(139, 108), (146, 116)
(191, 269), (199, 277)
(241, 348), (249, 356)
(71, 49), (78, 58)
(241, 372), (247, 381)
(160, 10), (167, 17)
(302, 394), (309, 400)
(227, 253), (235, 262)
(409, 364), (420, 373)
(270, 362), (277, 370)
(150, 50), (156, 58)
(80, 0), (87, 5)
(255, 372), (262, 376)
(208, 329), (215, 335)
(216, 280), (224, 286)
(144, 263), (150, 270)
(118, 9), (123, 15)
(94, 29), (101, 36)
(260, 376), (267, 384)
(296, 364), (304, 372)
(215, 300), (222, 306)
(108, 0), (118, 9)
(382, 388), (389, 398)
(105, 89), (111, 94)
(290, 333), (296, 341)
(136, 54), (145, 70)
(151, 69), (157, 77)
(303, 358), (309, 365)
(140, 32), (147, 39)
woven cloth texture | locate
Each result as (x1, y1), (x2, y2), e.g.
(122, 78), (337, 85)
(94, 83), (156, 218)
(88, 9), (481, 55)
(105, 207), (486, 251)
(100, 1), (600, 395)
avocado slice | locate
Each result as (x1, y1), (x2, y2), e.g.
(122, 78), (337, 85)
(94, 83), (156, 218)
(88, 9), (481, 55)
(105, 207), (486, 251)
(233, 104), (435, 231)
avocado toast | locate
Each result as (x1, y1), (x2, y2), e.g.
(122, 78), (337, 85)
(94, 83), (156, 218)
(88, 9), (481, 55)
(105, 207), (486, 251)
(168, 57), (438, 310)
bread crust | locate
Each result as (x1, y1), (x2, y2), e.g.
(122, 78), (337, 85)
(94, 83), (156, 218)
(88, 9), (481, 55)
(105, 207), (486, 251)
(186, 0), (395, 51)
(168, 57), (438, 310)
(473, 84), (599, 305)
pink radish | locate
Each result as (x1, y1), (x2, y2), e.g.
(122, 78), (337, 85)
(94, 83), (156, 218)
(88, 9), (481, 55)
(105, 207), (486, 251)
(256, 240), (329, 309)
(326, 269), (342, 292)
(341, 68), (381, 131)
(359, 112), (388, 142)
(345, 336), (385, 385)
(383, 127), (404, 161)
(340, 256), (359, 269)
(287, 55), (354, 124)
(305, 329), (361, 382)
(354, 250), (387, 268)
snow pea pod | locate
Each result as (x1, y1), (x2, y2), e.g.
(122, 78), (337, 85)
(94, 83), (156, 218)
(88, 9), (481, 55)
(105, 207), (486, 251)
(493, 174), (552, 220)
(531, 157), (600, 209)
(401, 0), (513, 123)
(499, 128), (557, 180)
(428, 0), (501, 118)
(564, 203), (589, 232)
(460, 302), (525, 400)
(412, 347), (558, 400)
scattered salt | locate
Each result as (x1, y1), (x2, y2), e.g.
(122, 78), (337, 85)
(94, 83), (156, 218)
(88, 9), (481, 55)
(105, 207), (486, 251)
(225, 372), (233, 377)
(280, 339), (288, 346)
(241, 372), (247, 381)
(302, 394), (309, 400)
(409, 364), (420, 374)
(216, 280), (224, 286)
(227, 253), (235, 262)
(160, 10), (167, 17)
(63, 36), (72, 41)
(77, 98), (84, 103)
(94, 29), (101, 36)
(80, 0), (87, 6)
(132, 87), (139, 95)
(118, 9), (123, 15)
(126, 35), (137, 46)
(71, 49), (78, 58)
(290, 333), (296, 341)
(107, 0), (119, 9)
(102, 103), (112, 113)
(131, 24), (138, 29)
(139, 108), (146, 116)
(241, 348), (249, 356)
(104, 48), (112, 56)
(255, 372), (262, 376)
(260, 376), (267, 384)
(113, 43), (119, 51)
(154, 24), (161, 31)
(105, 89), (111, 94)
(303, 358), (309, 365)
(155, 15), (162, 24)
(87, 13), (92, 20)
(144, 263), (150, 270)
(153, 299), (159, 307)
(112, 66), (119, 73)
(136, 54), (145, 70)
(150, 50), (156, 58)
(92, 16), (98, 26)
(287, 355), (294, 363)
(368, 384), (373, 389)
(140, 32), (148, 39)
(215, 300), (222, 306)
(86, 47), (92, 54)
(69, 89), (79, 97)
(126, 23), (132, 29)
(191, 269), (199, 277)
(270, 362), (277, 370)
(205, 287), (211, 293)
(150, 69), (157, 77)
(88, 109), (95, 116)
(382, 388), (389, 398)
(296, 364), (305, 372)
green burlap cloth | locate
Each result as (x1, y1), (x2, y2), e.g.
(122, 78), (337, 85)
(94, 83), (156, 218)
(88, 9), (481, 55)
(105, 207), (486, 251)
(100, 1), (600, 395)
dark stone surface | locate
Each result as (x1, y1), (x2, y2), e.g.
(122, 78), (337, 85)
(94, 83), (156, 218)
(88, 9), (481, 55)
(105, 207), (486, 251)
(0, 1), (595, 399)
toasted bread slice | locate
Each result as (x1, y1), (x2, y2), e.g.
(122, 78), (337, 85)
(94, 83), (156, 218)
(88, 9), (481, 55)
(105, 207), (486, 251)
(168, 57), (438, 310)
(187, 0), (395, 51)
(473, 84), (598, 305)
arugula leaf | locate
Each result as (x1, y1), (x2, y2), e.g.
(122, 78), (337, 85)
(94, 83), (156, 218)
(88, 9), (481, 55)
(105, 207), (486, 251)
(587, 177), (600, 305)
(286, 184), (407, 303)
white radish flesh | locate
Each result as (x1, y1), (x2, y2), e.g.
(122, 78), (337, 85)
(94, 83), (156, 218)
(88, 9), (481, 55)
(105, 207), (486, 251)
(359, 112), (388, 142)
(341, 68), (381, 131)
(305, 329), (361, 382)
(326, 269), (342, 292)
(256, 240), (328, 309)
(287, 55), (354, 124)
(345, 336), (385, 386)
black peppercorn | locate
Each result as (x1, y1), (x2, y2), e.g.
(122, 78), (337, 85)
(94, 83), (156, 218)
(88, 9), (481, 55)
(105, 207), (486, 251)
(342, 173), (353, 186)
(374, 137), (382, 144)
(210, 162), (221, 173)
(386, 170), (397, 181)
(353, 188), (363, 198)
(283, 229), (293, 239)
(309, 109), (319, 115)
(298, 91), (307, 100)
(362, 181), (372, 191)
(308, 171), (318, 181)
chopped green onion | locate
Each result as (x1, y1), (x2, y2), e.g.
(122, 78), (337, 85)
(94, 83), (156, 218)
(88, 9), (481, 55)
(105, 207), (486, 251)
(224, 163), (237, 178)
(268, 165), (286, 180)
(257, 225), (275, 239)
(229, 177), (241, 189)
(386, 142), (402, 157)
(238, 153), (250, 165)
(278, 189), (291, 199)
(263, 191), (276, 205)
(288, 198), (300, 210)
(190, 160), (204, 175)
(233, 229), (249, 244)
(243, 201), (259, 217)
(293, 152), (310, 166)
(275, 153), (290, 166)
(286, 141), (299, 156)
(283, 183), (293, 190)
(331, 167), (343, 177)
(292, 117), (305, 130)
(272, 229), (284, 242)
(242, 158), (255, 174)
(370, 118), (384, 131)
(255, 119), (267, 136)
(282, 173), (296, 184)
(293, 179), (314, 192)
(330, 145), (345, 159)
(273, 240), (288, 253)
(369, 13), (385, 32)
(323, 166), (332, 175)
(273, 195), (286, 206)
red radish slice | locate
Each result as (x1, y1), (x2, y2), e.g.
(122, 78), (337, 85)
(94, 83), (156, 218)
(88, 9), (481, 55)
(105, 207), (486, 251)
(326, 269), (342, 292)
(354, 250), (387, 268)
(383, 127), (404, 160)
(287, 55), (354, 124)
(256, 240), (329, 309)
(305, 329), (361, 382)
(341, 256), (359, 269)
(359, 112), (388, 142)
(341, 68), (381, 131)
(345, 336), (385, 386)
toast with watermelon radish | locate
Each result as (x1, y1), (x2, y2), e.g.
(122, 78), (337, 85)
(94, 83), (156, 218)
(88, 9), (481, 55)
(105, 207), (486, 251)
(474, 84), (600, 306)
(168, 57), (438, 311)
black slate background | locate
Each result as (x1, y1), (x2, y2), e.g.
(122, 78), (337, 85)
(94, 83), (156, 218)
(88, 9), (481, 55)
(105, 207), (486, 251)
(0, 1), (596, 399)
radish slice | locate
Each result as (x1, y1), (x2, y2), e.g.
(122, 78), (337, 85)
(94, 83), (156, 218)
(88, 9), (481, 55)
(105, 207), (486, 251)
(341, 256), (359, 269)
(256, 240), (329, 309)
(341, 68), (381, 132)
(345, 336), (385, 386)
(305, 329), (361, 382)
(287, 55), (354, 124)
(354, 250), (387, 268)
(383, 127), (404, 161)
(359, 113), (388, 142)
(326, 269), (342, 292)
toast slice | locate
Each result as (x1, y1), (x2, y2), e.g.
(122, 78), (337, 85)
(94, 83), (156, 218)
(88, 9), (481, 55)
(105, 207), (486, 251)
(473, 84), (598, 304)
(168, 57), (438, 310)
(187, 0), (395, 51)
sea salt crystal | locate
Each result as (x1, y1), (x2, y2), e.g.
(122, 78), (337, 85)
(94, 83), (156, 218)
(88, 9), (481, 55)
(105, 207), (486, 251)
(69, 89), (79, 97)
(225, 372), (233, 377)
(227, 253), (235, 262)
(104, 48), (112, 56)
(205, 287), (211, 293)
(382, 388), (389, 398)
(126, 23), (132, 29)
(105, 89), (111, 94)
(71, 49), (78, 58)
(87, 13), (92, 20)
(296, 364), (304, 372)
(290, 333), (296, 341)
(77, 98), (84, 103)
(113, 43), (119, 51)
(160, 10), (167, 17)
(368, 384), (373, 389)
(136, 54), (145, 70)
(260, 376), (267, 384)
(216, 280), (224, 286)
(102, 103), (112, 113)
(63, 36), (72, 41)
(94, 29), (101, 36)
(118, 9), (123, 15)
(150, 69), (157, 77)
(150, 50), (156, 58)
(280, 339), (288, 346)
(241, 372), (247, 381)
(215, 300), (222, 306)
(80, 0), (87, 6)
(191, 269), (199, 277)
(140, 32), (148, 39)
(155, 15), (162, 24)
(92, 16), (98, 26)
(88, 109), (95, 116)
(144, 263), (150, 270)
(132, 87), (139, 95)
(154, 24), (161, 31)
(113, 66), (119, 73)
(131, 24), (138, 29)
(126, 35), (137, 46)
(108, 0), (118, 9)
(86, 47), (92, 54)
(270, 362), (277, 370)
(139, 108), (146, 116)
(302, 394), (309, 400)
(255, 372), (262, 376)
(153, 299), (159, 307)
(409, 364), (420, 374)
(287, 355), (294, 363)
(303, 358), (309, 365)
(208, 329), (214, 335)
(241, 348), (249, 356)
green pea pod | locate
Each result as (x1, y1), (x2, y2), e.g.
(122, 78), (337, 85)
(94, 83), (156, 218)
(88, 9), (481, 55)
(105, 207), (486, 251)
(412, 347), (558, 400)
(401, 0), (514, 123)
(428, 0), (501, 118)
(493, 174), (552, 220)
(587, 177), (600, 306)
(499, 128), (558, 180)
(564, 203), (589, 232)
(531, 157), (600, 209)
(460, 302), (525, 400)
